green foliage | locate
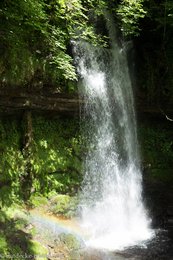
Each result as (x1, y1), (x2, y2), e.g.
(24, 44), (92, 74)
(0, 0), (108, 89)
(0, 116), (82, 204)
(28, 240), (48, 260)
(0, 234), (8, 255)
(139, 123), (173, 169)
(145, 0), (173, 30)
(0, 0), (48, 85)
(117, 0), (146, 36)
(136, 0), (173, 106)
(0, 120), (24, 205)
(0, 205), (36, 258)
(31, 116), (82, 194)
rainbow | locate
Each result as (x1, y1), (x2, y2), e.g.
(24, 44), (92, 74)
(29, 209), (88, 242)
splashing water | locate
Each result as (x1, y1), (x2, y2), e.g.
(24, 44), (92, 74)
(74, 18), (153, 251)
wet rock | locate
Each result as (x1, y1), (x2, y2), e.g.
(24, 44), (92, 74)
(51, 233), (83, 260)
(58, 233), (81, 250)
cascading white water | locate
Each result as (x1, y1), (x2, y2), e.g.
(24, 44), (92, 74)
(74, 17), (153, 251)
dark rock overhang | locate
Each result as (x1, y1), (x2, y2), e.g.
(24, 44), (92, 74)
(0, 88), (82, 117)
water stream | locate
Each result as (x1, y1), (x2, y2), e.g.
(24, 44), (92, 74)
(74, 18), (154, 250)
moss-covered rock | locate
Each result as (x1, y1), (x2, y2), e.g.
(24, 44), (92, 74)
(58, 233), (81, 250)
(53, 233), (83, 260)
(29, 195), (48, 208)
(49, 194), (79, 218)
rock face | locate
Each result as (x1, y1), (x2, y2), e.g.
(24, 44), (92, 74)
(0, 86), (172, 119)
(0, 88), (81, 116)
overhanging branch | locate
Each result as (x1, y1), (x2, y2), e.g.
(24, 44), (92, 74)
(160, 109), (173, 122)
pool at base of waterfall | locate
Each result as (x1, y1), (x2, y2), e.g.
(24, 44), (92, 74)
(81, 229), (173, 259)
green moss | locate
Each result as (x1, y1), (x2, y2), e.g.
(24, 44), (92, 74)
(28, 240), (48, 260)
(0, 205), (34, 258)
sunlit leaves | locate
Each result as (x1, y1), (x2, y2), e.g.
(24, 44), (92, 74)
(50, 51), (77, 80)
(0, 117), (82, 199)
(117, 0), (147, 36)
(0, 0), (108, 88)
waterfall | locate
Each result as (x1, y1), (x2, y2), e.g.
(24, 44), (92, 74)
(74, 17), (153, 251)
